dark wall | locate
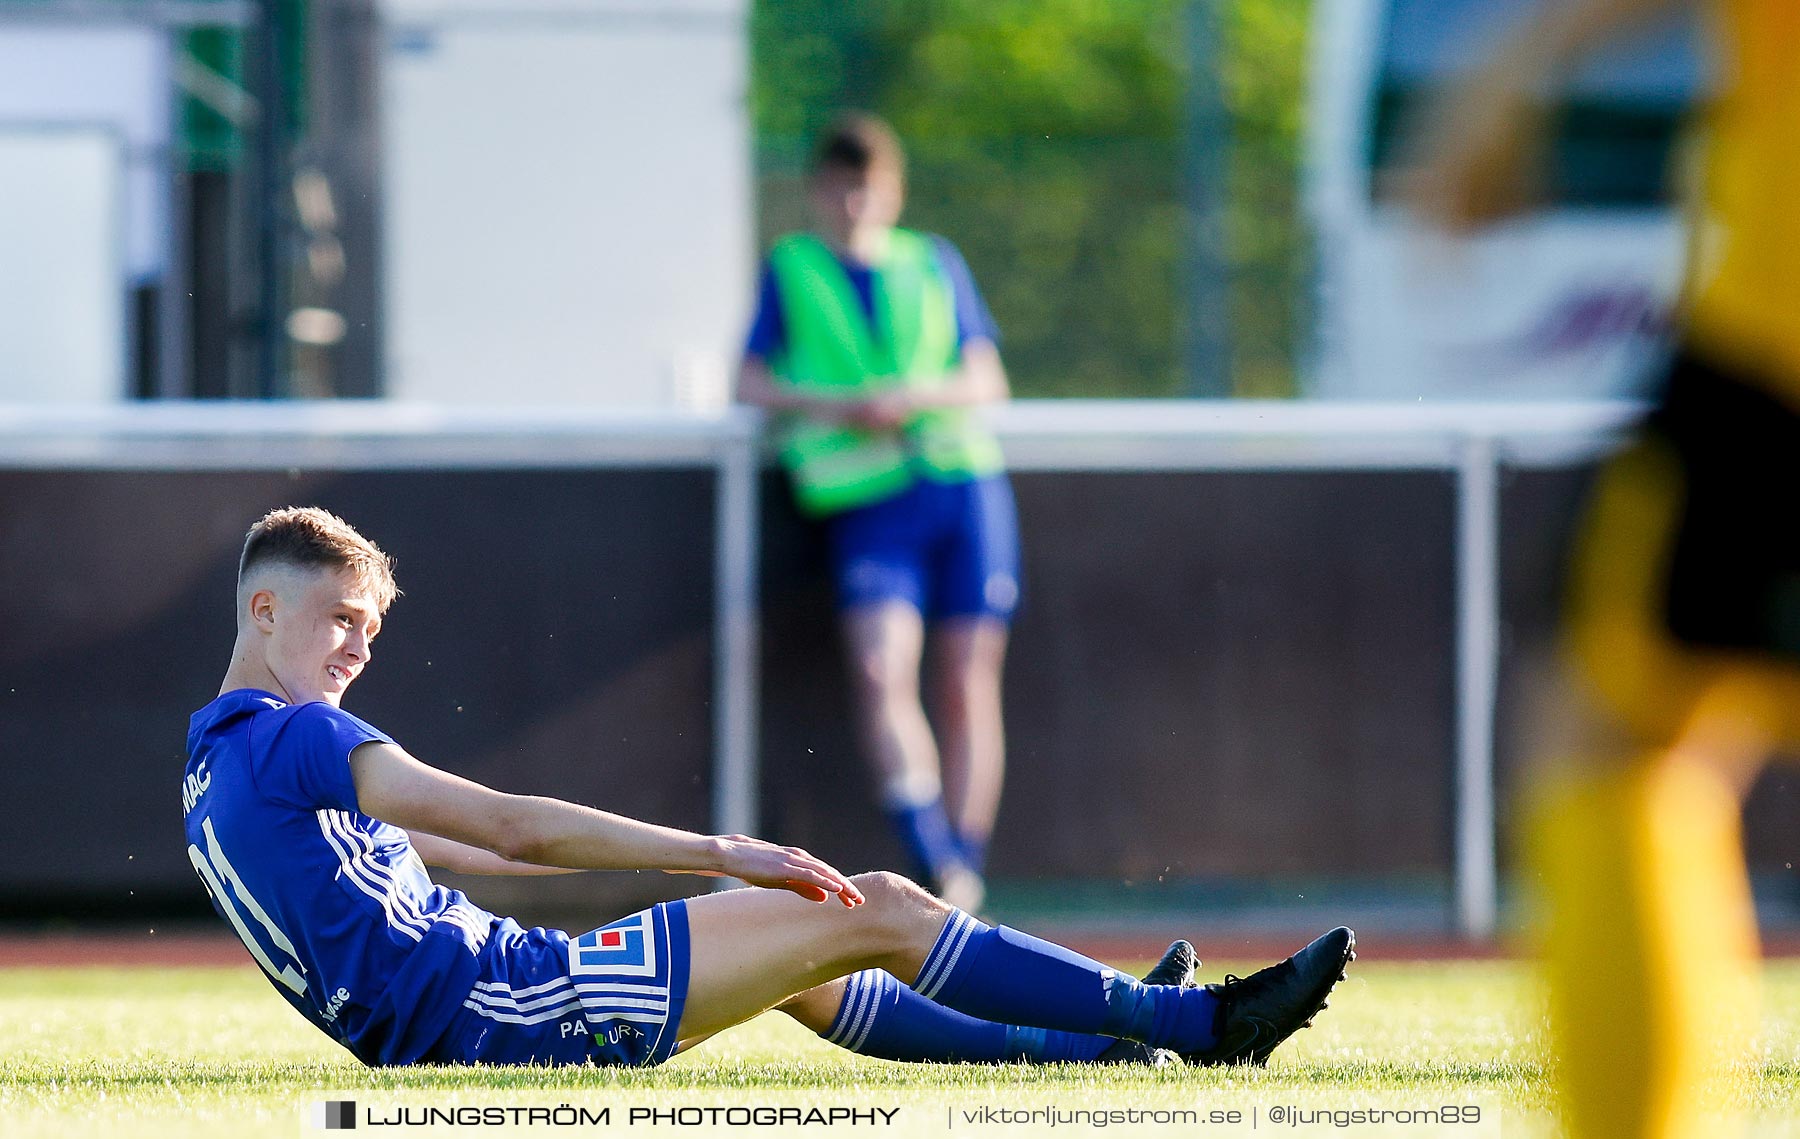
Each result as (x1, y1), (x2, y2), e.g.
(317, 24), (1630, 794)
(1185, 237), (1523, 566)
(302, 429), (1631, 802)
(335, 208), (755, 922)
(6, 463), (1793, 926)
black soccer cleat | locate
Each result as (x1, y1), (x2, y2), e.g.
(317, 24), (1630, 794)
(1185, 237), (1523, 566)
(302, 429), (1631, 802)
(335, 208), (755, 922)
(1183, 926), (1355, 1068)
(1141, 939), (1199, 989)
(1091, 940), (1202, 1065)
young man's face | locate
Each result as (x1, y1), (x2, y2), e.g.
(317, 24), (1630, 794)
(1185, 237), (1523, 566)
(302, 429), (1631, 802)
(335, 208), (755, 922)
(808, 163), (904, 247)
(254, 565), (382, 708)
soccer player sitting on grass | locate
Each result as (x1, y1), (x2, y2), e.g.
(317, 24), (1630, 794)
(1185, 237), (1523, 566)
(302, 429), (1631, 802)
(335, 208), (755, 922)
(182, 506), (1354, 1069)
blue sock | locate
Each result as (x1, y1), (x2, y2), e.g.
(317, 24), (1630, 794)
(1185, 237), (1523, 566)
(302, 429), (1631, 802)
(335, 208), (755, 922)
(824, 969), (1120, 1064)
(883, 796), (965, 883)
(958, 831), (989, 875)
(911, 910), (1219, 1053)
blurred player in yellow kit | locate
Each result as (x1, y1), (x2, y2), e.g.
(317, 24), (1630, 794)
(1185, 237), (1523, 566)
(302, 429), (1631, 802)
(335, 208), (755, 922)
(1408, 1), (1799, 1136)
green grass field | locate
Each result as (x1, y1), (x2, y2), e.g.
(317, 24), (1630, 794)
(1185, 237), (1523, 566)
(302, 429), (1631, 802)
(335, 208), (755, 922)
(7, 958), (1800, 1137)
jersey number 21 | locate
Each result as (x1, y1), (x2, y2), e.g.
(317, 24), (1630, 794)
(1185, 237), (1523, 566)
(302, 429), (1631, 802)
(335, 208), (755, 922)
(188, 815), (308, 995)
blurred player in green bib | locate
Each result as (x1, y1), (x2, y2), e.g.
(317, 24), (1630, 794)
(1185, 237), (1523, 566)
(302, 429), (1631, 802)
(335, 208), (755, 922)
(738, 114), (1016, 911)
(1408, 1), (1799, 1135)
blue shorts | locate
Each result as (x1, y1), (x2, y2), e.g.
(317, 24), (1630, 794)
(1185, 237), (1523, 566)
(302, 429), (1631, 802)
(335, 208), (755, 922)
(827, 474), (1021, 621)
(424, 901), (690, 1067)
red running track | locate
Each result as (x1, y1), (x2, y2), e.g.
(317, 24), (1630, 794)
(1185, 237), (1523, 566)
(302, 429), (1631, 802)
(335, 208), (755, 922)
(8, 928), (1800, 970)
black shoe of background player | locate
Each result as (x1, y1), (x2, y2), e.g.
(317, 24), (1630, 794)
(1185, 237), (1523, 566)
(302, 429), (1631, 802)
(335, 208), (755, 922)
(1184, 926), (1355, 1068)
(1140, 939), (1198, 988)
(1092, 939), (1201, 1065)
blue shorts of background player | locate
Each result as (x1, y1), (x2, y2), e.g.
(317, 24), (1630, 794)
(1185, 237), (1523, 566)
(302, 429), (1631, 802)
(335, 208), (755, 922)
(828, 473), (1020, 621)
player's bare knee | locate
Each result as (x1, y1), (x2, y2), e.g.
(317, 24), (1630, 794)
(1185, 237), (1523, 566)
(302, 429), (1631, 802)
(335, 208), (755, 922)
(852, 656), (916, 708)
(851, 871), (948, 945)
(853, 868), (929, 903)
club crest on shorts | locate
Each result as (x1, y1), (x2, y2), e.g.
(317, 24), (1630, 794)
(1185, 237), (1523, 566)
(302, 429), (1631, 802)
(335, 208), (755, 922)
(571, 911), (658, 978)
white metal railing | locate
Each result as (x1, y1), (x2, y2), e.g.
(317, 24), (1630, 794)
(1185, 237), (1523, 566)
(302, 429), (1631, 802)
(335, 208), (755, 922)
(0, 398), (1646, 936)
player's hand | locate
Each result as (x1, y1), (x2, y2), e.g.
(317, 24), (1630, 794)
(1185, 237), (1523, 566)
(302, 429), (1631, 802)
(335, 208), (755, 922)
(849, 392), (914, 432)
(711, 834), (866, 907)
(1391, 70), (1552, 232)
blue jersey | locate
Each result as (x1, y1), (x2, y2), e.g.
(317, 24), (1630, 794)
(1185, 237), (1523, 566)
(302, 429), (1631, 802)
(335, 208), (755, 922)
(181, 690), (497, 1066)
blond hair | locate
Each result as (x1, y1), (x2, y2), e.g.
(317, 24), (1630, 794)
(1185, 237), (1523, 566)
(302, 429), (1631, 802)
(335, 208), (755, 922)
(237, 506), (399, 612)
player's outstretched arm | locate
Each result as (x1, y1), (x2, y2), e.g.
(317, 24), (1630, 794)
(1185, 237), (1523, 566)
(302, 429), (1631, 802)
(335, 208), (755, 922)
(349, 741), (865, 906)
(405, 831), (584, 876)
